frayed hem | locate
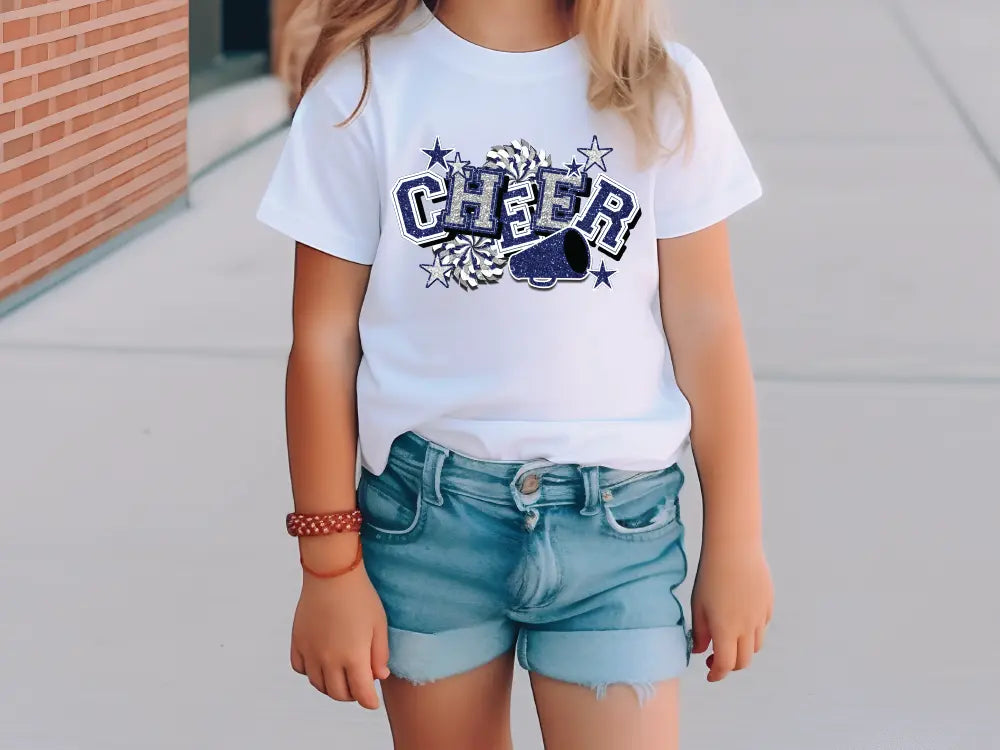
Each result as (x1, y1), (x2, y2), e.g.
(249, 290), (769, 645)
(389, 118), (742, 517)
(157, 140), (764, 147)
(593, 681), (658, 707)
(386, 670), (442, 687)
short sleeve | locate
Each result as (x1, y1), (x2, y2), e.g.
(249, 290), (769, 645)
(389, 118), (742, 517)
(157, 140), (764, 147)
(256, 59), (381, 265)
(653, 45), (763, 239)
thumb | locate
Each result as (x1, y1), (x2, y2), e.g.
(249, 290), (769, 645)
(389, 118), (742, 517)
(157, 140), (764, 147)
(371, 623), (390, 680)
(691, 603), (711, 655)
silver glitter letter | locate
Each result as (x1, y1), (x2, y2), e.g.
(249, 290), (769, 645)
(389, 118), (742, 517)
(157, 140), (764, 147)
(442, 167), (504, 234)
(533, 167), (587, 234)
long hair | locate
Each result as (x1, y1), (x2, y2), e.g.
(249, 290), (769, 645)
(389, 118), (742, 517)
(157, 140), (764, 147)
(283, 0), (691, 162)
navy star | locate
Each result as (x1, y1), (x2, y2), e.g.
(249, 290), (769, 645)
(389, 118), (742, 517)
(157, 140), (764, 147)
(576, 135), (614, 172)
(590, 260), (616, 289)
(565, 158), (583, 177)
(420, 253), (451, 288)
(447, 151), (470, 176)
(422, 137), (453, 170)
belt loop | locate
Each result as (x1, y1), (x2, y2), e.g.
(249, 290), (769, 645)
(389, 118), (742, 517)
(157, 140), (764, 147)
(580, 465), (602, 516)
(421, 440), (449, 506)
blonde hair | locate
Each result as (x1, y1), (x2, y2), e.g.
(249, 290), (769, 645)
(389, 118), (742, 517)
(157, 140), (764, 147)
(282, 0), (691, 163)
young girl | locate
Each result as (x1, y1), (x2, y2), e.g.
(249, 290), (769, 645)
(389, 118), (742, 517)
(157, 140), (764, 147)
(258, 1), (773, 747)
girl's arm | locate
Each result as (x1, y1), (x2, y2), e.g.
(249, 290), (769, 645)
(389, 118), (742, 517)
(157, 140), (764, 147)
(286, 242), (390, 710)
(287, 241), (368, 570)
(658, 221), (773, 683)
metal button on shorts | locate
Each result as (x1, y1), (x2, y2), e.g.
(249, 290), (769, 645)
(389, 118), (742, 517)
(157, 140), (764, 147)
(520, 473), (540, 494)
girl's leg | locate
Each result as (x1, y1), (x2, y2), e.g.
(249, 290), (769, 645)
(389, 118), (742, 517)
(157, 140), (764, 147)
(529, 674), (679, 750)
(381, 649), (517, 750)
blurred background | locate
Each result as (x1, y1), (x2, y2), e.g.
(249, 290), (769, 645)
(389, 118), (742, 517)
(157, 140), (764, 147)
(1, 1), (997, 748)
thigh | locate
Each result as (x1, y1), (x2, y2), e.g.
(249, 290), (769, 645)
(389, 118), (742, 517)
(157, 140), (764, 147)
(530, 673), (679, 750)
(381, 649), (517, 750)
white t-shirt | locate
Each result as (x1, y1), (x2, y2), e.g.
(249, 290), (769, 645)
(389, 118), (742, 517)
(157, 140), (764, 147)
(257, 4), (762, 476)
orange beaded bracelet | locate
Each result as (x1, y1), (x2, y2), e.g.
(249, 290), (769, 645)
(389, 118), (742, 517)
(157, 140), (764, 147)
(288, 510), (364, 579)
(286, 509), (363, 536)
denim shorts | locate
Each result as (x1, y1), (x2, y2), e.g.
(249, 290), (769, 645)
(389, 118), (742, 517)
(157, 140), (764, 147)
(358, 431), (693, 704)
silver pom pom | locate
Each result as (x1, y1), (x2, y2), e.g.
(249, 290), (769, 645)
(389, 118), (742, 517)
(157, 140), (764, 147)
(485, 138), (552, 183)
(436, 234), (506, 290)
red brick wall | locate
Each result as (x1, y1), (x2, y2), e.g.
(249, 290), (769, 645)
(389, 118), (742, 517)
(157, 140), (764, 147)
(0, 0), (189, 302)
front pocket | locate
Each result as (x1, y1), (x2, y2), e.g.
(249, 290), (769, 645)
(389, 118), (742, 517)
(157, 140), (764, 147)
(603, 495), (678, 537)
(357, 466), (425, 541)
(600, 465), (684, 540)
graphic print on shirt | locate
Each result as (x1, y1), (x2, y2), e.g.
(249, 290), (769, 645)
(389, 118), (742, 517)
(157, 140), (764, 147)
(392, 136), (640, 291)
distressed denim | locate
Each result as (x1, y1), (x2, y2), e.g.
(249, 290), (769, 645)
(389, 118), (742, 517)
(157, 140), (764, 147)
(358, 430), (693, 705)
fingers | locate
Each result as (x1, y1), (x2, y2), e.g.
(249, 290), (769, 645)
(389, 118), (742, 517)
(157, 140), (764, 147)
(735, 634), (753, 671)
(305, 658), (326, 695)
(323, 665), (352, 702)
(706, 624), (767, 681)
(346, 661), (381, 710)
(707, 632), (736, 682)
(302, 656), (376, 708)
(371, 624), (391, 681)
(290, 647), (306, 676)
(691, 605), (711, 654)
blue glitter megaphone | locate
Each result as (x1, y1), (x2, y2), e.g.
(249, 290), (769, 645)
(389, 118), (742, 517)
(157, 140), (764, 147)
(508, 227), (591, 289)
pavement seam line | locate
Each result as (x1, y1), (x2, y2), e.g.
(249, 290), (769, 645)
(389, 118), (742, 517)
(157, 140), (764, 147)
(2, 342), (1000, 384)
(190, 119), (292, 185)
(887, 1), (1000, 185)
(0, 342), (285, 360)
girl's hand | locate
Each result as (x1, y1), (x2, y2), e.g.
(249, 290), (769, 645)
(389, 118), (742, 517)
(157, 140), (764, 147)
(290, 561), (391, 709)
(690, 540), (773, 682)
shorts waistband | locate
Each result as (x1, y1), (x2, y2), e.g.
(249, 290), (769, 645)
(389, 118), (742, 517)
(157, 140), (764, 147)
(377, 430), (677, 515)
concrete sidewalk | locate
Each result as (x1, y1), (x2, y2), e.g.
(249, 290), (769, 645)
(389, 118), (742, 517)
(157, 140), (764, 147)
(1, 1), (998, 748)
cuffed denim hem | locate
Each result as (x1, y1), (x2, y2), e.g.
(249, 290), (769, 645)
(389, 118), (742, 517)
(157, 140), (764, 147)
(386, 620), (517, 685)
(516, 625), (690, 706)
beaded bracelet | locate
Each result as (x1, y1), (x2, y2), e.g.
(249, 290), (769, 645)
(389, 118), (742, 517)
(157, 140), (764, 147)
(286, 509), (363, 536)
(288, 510), (364, 579)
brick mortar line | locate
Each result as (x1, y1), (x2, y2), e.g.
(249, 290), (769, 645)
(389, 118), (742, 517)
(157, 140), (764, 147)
(0, 0), (186, 53)
(0, 128), (184, 233)
(3, 168), (186, 288)
(1, 102), (185, 202)
(1, 170), (186, 293)
(5, 46), (186, 148)
(2, 0), (128, 22)
(0, 60), (186, 175)
(0, 153), (185, 262)
(3, 39), (187, 113)
(7, 16), (187, 84)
